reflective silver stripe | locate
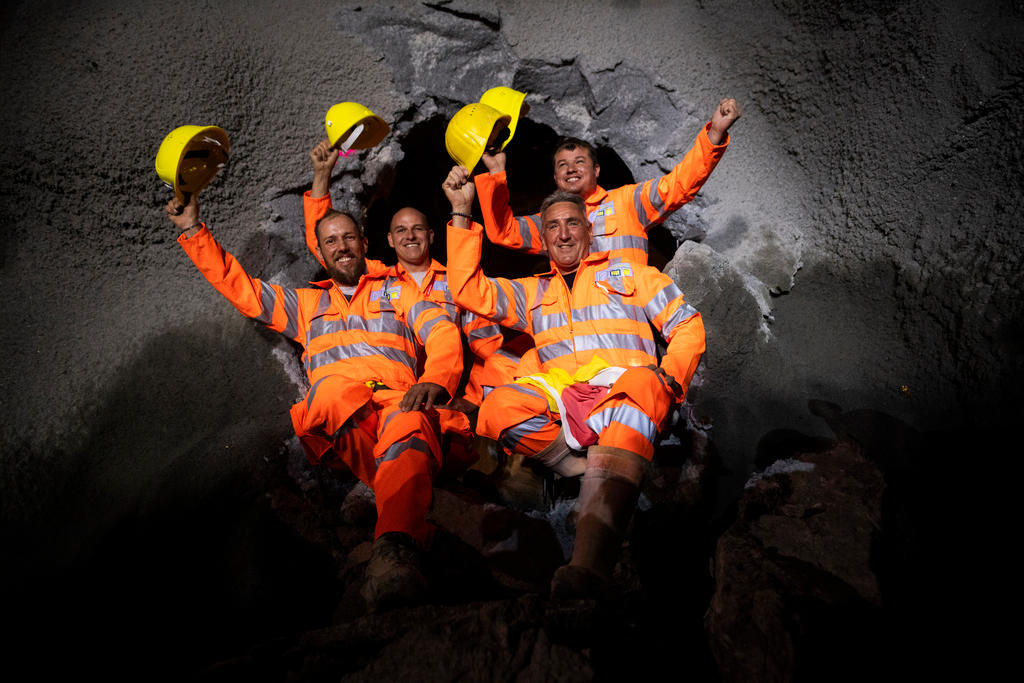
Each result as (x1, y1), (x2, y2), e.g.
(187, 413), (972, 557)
(534, 310), (568, 333)
(592, 233), (648, 254)
(661, 302), (699, 337)
(410, 299), (441, 324)
(315, 290), (331, 316)
(495, 348), (520, 361)
(306, 375), (329, 408)
(590, 207), (607, 236)
(468, 323), (501, 341)
(494, 282), (509, 320)
(648, 178), (665, 214)
(308, 314), (409, 340)
(572, 302), (645, 325)
(586, 403), (658, 443)
(572, 332), (656, 356)
(255, 283), (277, 325)
(307, 342), (416, 372)
(381, 408), (403, 432)
(530, 278), (553, 332)
(509, 281), (528, 328)
(517, 214), (540, 251)
(492, 280), (528, 331)
(536, 338), (574, 364)
(502, 414), (551, 452)
(281, 287), (299, 339)
(410, 300), (445, 340)
(643, 282), (683, 322)
(416, 313), (445, 341)
(633, 184), (649, 227)
(377, 436), (431, 464)
(504, 383), (545, 400)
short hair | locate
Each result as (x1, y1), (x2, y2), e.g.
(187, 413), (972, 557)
(314, 209), (362, 243)
(539, 191), (587, 219)
(552, 137), (598, 166)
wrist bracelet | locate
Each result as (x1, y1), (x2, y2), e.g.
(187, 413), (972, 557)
(181, 222), (202, 233)
(450, 211), (472, 219)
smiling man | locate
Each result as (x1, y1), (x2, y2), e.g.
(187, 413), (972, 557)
(442, 167), (706, 598)
(474, 98), (741, 266)
(304, 140), (524, 421)
(167, 195), (462, 612)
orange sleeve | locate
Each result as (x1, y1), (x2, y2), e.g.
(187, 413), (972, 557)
(178, 226), (308, 345)
(445, 220), (534, 332)
(401, 285), (464, 399)
(630, 122), (729, 231)
(636, 266), (705, 400)
(474, 171), (546, 254)
(303, 191), (332, 267)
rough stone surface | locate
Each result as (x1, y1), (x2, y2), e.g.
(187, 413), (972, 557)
(1, 0), (1019, 679)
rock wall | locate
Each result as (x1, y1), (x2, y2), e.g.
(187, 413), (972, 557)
(1, 0), (1020, 678)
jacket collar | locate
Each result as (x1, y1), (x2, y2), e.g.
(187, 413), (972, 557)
(583, 185), (609, 206)
(538, 249), (612, 278)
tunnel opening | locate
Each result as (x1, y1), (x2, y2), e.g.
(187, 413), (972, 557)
(361, 114), (675, 278)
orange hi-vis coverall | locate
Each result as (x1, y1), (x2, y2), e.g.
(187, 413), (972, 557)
(446, 221), (706, 461)
(473, 122), (729, 265)
(179, 225), (462, 546)
(304, 192), (523, 405)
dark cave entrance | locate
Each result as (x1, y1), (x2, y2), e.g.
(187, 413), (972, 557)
(362, 115), (676, 276)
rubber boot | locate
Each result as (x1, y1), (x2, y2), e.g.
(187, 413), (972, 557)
(360, 531), (428, 612)
(550, 446), (646, 599)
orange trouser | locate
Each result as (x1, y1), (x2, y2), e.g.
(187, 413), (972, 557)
(291, 378), (442, 546)
(477, 367), (675, 461)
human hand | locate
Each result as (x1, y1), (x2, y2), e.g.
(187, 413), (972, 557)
(481, 150), (506, 175)
(166, 194), (201, 234)
(708, 98), (741, 145)
(645, 364), (682, 397)
(310, 138), (338, 175)
(400, 382), (448, 412)
(442, 165), (476, 215)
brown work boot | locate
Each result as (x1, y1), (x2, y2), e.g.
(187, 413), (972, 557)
(360, 532), (428, 612)
(550, 446), (646, 598)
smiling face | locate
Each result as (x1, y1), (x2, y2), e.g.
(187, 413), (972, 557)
(386, 207), (433, 270)
(552, 145), (600, 196)
(540, 200), (592, 275)
(316, 213), (367, 286)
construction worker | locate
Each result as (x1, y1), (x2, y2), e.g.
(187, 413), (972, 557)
(304, 139), (526, 419)
(474, 98), (742, 266)
(442, 167), (706, 599)
(165, 194), (463, 612)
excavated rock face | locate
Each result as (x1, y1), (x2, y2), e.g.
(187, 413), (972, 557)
(1, 0), (1019, 679)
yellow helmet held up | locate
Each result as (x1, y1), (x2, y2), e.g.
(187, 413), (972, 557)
(479, 86), (530, 149)
(324, 102), (390, 150)
(154, 125), (230, 203)
(445, 102), (511, 172)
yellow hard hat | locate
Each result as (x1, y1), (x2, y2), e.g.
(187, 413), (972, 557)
(324, 101), (389, 150)
(155, 125), (230, 203)
(479, 86), (530, 149)
(445, 102), (511, 171)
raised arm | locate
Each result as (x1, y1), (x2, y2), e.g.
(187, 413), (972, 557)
(442, 166), (533, 332)
(303, 139), (339, 264)
(166, 196), (309, 346)
(620, 97), (741, 235)
(474, 152), (546, 255)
